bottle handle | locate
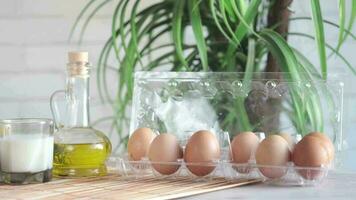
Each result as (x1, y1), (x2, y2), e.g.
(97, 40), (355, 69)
(50, 90), (66, 130)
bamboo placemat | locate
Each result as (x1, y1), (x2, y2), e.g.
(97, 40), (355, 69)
(0, 174), (261, 200)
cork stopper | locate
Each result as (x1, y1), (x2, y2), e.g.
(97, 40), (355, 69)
(68, 51), (88, 63)
(67, 51), (90, 77)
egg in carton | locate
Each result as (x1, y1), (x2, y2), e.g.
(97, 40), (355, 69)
(123, 127), (231, 180)
(228, 131), (333, 186)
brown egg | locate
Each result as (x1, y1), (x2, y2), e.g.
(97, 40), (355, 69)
(127, 127), (156, 161)
(255, 135), (290, 179)
(279, 133), (295, 151)
(231, 132), (259, 173)
(148, 133), (183, 175)
(305, 132), (334, 163)
(293, 136), (329, 180)
(184, 130), (220, 177)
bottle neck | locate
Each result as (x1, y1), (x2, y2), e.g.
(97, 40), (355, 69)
(64, 75), (90, 128)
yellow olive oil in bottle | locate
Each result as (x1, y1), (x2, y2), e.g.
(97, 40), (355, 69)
(51, 52), (112, 177)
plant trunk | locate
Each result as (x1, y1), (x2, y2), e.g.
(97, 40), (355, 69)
(265, 0), (293, 133)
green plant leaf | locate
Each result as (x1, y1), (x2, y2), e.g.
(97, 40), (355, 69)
(219, 0), (240, 44)
(345, 0), (356, 41)
(188, 0), (209, 71)
(292, 49), (323, 131)
(260, 30), (301, 79)
(172, 0), (188, 69)
(310, 0), (328, 79)
(121, 20), (173, 97)
(222, 0), (237, 22)
(236, 0), (247, 15)
(336, 0), (346, 53)
(117, 9), (173, 100)
(230, 0), (261, 40)
(292, 48), (322, 79)
(288, 32), (356, 75)
(102, 43), (116, 102)
(68, 0), (97, 42)
(236, 38), (256, 131)
(290, 17), (356, 40)
(243, 38), (255, 89)
(209, 0), (236, 46)
(224, 0), (262, 69)
(106, 5), (174, 136)
(111, 0), (125, 62)
(119, 0), (130, 54)
(335, 0), (356, 52)
(78, 0), (110, 45)
(260, 29), (306, 134)
(97, 38), (113, 103)
(130, 0), (144, 67)
(293, 48), (330, 131)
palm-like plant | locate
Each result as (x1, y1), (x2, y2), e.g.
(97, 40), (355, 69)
(71, 0), (356, 151)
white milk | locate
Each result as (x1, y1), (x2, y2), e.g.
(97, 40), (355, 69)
(0, 134), (53, 173)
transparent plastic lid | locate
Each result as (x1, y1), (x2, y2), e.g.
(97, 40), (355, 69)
(130, 72), (344, 165)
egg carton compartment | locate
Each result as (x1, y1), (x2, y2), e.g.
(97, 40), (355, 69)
(106, 156), (228, 181)
(225, 163), (328, 186)
(112, 129), (232, 181)
(226, 131), (331, 186)
(122, 72), (343, 186)
(107, 157), (328, 186)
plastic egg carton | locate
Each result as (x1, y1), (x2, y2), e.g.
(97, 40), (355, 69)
(106, 150), (329, 186)
(106, 133), (328, 186)
(106, 159), (329, 186)
(114, 72), (344, 186)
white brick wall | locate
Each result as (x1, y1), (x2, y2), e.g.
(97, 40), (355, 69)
(0, 0), (356, 168)
(0, 0), (121, 150)
(0, 0), (114, 128)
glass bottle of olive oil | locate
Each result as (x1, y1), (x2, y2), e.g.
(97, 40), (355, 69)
(50, 52), (112, 177)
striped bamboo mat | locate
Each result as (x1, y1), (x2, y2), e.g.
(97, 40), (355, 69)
(0, 174), (260, 200)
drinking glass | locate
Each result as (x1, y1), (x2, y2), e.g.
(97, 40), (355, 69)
(0, 118), (54, 184)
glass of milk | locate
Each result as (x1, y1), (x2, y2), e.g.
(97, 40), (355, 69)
(0, 118), (54, 184)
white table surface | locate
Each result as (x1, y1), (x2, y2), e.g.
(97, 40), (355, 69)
(184, 171), (356, 200)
